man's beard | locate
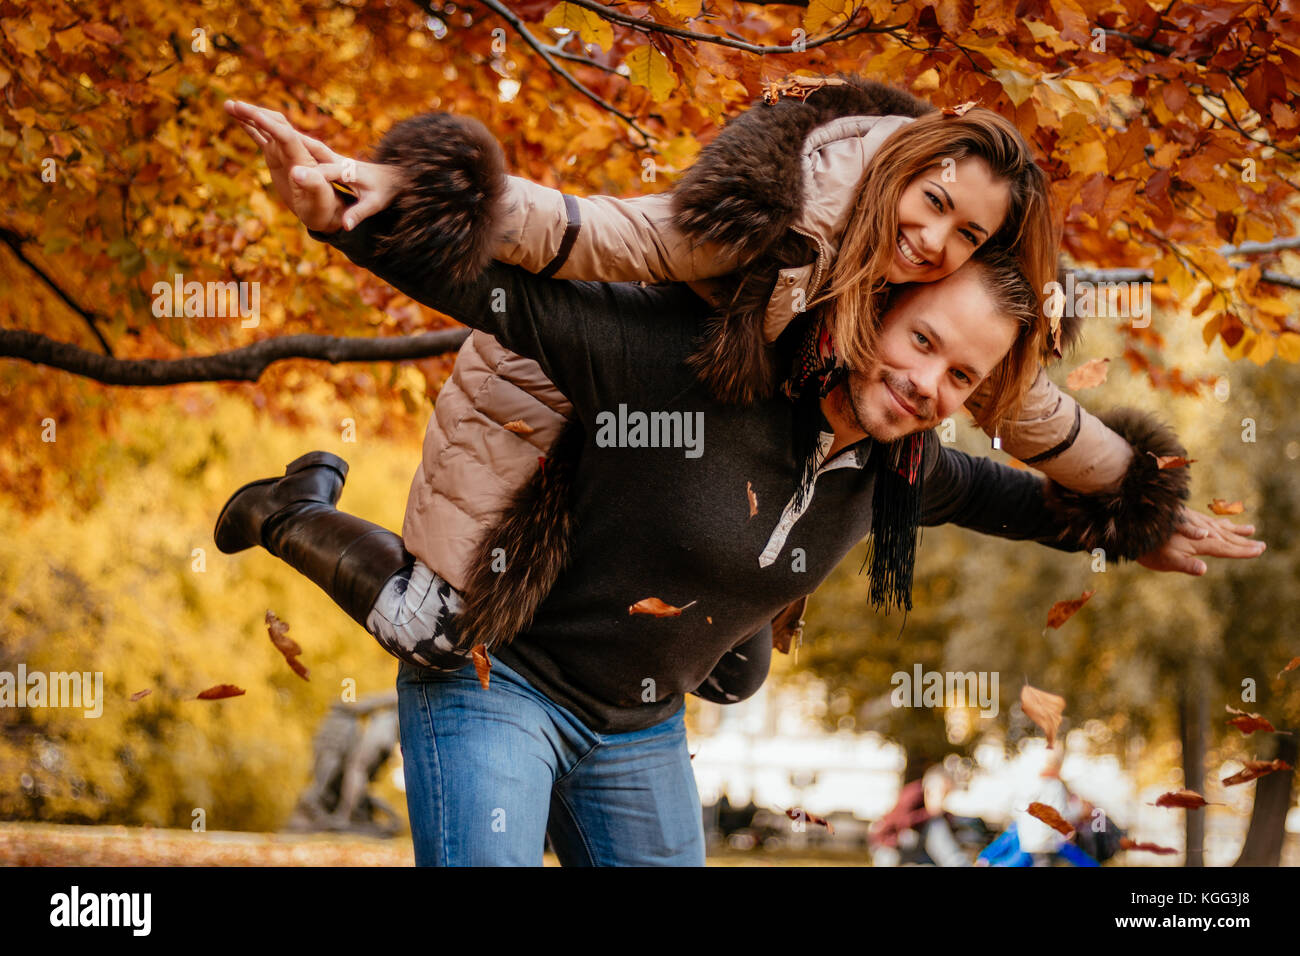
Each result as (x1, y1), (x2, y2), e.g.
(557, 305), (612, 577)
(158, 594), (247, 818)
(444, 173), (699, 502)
(847, 367), (932, 441)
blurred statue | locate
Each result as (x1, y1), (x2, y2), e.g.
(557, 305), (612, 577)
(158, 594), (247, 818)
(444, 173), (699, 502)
(284, 691), (403, 837)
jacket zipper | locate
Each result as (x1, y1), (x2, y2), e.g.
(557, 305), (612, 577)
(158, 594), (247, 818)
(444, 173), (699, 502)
(789, 223), (830, 303)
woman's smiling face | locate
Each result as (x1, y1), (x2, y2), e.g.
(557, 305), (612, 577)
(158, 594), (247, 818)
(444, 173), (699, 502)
(885, 156), (1011, 285)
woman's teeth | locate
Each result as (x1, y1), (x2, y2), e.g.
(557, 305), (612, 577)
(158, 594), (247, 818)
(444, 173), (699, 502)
(897, 232), (929, 267)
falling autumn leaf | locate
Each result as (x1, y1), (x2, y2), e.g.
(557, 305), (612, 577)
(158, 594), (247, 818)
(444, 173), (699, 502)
(1209, 499), (1244, 515)
(1279, 658), (1300, 679)
(1020, 684), (1066, 749)
(472, 645), (492, 690)
(1222, 759), (1293, 787)
(1046, 590), (1094, 630)
(266, 610), (309, 681)
(1152, 789), (1214, 809)
(785, 807), (834, 834)
(1225, 705), (1289, 736)
(129, 689), (151, 702)
(1066, 357), (1110, 390)
(1151, 453), (1196, 469)
(746, 481), (758, 518)
(1027, 802), (1075, 836)
(503, 419), (535, 434)
(1119, 837), (1178, 855)
(628, 597), (697, 617)
(197, 684), (245, 700)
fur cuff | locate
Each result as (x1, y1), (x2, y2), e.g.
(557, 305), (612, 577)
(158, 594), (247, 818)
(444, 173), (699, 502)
(369, 113), (509, 287)
(1044, 408), (1190, 560)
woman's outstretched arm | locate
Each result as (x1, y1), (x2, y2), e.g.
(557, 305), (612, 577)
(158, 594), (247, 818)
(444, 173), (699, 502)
(225, 100), (747, 285)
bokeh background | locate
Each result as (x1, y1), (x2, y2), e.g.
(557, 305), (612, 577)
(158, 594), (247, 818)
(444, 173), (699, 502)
(2, 0), (1299, 865)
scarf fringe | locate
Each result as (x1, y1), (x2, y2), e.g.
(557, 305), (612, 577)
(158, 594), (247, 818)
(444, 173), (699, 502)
(863, 438), (924, 615)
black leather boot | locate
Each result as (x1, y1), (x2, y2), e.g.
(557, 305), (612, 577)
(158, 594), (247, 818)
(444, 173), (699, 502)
(214, 450), (350, 554)
(214, 451), (415, 627)
(262, 503), (416, 627)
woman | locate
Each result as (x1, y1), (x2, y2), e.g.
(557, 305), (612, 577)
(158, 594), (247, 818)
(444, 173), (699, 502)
(219, 74), (1204, 702)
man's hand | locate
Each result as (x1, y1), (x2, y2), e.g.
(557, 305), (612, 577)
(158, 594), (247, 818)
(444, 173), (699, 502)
(1136, 505), (1265, 575)
(223, 100), (402, 233)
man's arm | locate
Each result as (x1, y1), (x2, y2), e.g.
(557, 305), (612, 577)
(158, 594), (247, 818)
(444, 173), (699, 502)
(306, 209), (703, 424)
(916, 430), (1266, 571)
(918, 430), (1080, 553)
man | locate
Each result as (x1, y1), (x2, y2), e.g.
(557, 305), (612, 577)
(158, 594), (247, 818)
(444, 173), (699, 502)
(216, 178), (1261, 863)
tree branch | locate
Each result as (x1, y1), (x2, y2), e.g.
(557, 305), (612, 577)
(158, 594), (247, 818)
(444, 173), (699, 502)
(444, 0), (657, 147)
(1070, 267), (1300, 290)
(0, 227), (113, 356)
(1220, 237), (1300, 256)
(556, 0), (908, 54)
(0, 328), (471, 387)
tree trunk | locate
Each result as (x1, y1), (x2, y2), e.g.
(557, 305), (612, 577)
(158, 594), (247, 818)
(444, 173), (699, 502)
(1178, 659), (1208, 867)
(1233, 733), (1298, 867)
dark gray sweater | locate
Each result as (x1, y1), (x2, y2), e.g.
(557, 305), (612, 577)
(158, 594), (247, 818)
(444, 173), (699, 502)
(312, 220), (1081, 734)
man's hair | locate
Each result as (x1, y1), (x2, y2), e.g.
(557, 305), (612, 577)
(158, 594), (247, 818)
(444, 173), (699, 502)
(959, 247), (1047, 432)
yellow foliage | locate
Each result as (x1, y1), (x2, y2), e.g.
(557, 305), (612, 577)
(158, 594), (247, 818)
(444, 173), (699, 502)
(0, 397), (419, 831)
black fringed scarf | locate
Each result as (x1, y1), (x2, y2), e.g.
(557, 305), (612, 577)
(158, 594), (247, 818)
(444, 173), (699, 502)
(782, 316), (925, 616)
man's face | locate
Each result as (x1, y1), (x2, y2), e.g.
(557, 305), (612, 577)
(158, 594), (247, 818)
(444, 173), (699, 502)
(837, 266), (1021, 443)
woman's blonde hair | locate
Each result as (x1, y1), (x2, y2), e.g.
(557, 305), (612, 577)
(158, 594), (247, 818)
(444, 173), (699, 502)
(810, 108), (1059, 433)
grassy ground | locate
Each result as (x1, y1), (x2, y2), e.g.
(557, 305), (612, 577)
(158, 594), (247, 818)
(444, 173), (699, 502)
(0, 822), (870, 866)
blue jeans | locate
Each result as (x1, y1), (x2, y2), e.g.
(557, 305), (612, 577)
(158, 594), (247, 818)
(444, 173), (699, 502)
(395, 653), (706, 866)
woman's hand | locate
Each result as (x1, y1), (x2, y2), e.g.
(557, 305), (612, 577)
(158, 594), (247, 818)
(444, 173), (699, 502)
(1136, 505), (1265, 575)
(224, 100), (402, 233)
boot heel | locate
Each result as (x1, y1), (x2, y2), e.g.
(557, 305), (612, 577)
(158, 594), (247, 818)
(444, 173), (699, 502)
(286, 451), (349, 481)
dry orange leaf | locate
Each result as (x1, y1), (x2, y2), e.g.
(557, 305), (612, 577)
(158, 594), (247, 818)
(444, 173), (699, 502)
(266, 610), (309, 682)
(1210, 499), (1244, 515)
(1279, 657), (1300, 678)
(197, 684), (245, 700)
(1020, 684), (1066, 749)
(1225, 705), (1288, 736)
(1066, 357), (1110, 390)
(785, 807), (834, 833)
(1152, 454), (1196, 469)
(1027, 802), (1075, 836)
(1152, 789), (1213, 809)
(1222, 759), (1293, 787)
(472, 645), (491, 690)
(503, 419), (535, 434)
(129, 689), (151, 702)
(628, 597), (697, 617)
(1119, 837), (1178, 855)
(1046, 590), (1094, 630)
(746, 481), (758, 518)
